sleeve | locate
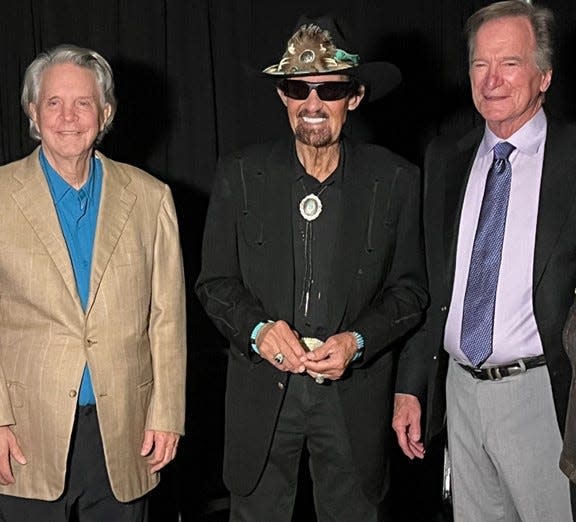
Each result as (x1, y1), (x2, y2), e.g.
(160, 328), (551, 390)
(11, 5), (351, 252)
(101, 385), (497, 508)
(145, 184), (187, 434)
(195, 156), (271, 356)
(395, 136), (450, 399)
(347, 162), (429, 364)
(0, 364), (16, 427)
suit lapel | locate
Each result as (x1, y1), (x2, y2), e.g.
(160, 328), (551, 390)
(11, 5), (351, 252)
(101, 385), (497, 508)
(534, 121), (576, 287)
(11, 149), (81, 308)
(87, 154), (136, 313)
(443, 131), (482, 291)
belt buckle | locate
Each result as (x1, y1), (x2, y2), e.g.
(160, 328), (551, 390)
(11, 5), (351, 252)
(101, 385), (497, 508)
(506, 358), (527, 377)
(300, 337), (323, 352)
(486, 367), (503, 380)
(486, 359), (527, 380)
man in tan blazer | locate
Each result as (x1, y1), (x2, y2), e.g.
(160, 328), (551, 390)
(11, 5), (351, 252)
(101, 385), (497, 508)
(0, 44), (186, 521)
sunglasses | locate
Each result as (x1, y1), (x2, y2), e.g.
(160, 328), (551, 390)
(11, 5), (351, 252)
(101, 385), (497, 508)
(277, 79), (356, 101)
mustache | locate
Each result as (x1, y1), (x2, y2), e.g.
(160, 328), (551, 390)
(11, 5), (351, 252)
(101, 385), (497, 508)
(297, 109), (328, 119)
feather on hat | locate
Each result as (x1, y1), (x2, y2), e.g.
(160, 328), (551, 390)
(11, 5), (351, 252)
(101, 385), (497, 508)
(262, 15), (401, 102)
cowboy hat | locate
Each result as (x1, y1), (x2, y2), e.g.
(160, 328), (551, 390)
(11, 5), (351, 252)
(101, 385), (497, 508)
(262, 14), (401, 102)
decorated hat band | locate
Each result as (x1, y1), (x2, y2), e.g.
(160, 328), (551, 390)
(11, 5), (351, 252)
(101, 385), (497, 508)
(263, 24), (360, 76)
(261, 17), (402, 102)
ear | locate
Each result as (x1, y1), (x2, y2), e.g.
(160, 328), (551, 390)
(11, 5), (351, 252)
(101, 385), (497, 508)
(347, 84), (365, 111)
(540, 69), (552, 93)
(28, 103), (40, 134)
(100, 103), (112, 130)
(29, 103), (38, 123)
(276, 87), (288, 107)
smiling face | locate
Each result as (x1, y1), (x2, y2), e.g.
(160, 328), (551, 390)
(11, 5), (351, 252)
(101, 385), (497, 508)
(469, 15), (552, 139)
(277, 74), (364, 149)
(29, 62), (111, 165)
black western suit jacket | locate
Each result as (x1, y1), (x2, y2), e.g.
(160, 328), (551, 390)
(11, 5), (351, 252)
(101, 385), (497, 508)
(196, 137), (427, 504)
(397, 118), (576, 444)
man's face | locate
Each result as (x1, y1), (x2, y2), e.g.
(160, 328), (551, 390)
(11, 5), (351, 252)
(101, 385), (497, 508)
(29, 62), (111, 164)
(469, 15), (552, 138)
(277, 74), (364, 148)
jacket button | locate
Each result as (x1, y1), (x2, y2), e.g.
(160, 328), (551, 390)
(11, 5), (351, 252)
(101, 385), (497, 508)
(277, 382), (284, 390)
(440, 306), (447, 312)
(69, 390), (77, 398)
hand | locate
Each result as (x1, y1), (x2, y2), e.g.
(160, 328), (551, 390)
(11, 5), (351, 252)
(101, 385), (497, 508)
(0, 425), (26, 485)
(258, 320), (306, 373)
(301, 331), (358, 382)
(392, 393), (425, 459)
(141, 430), (180, 473)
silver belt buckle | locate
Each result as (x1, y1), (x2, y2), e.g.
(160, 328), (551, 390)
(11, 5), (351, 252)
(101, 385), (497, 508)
(486, 367), (503, 380)
(486, 358), (527, 380)
(506, 358), (527, 377)
(300, 337), (323, 352)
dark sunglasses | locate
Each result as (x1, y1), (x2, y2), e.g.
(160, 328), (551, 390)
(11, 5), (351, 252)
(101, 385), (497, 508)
(277, 79), (356, 101)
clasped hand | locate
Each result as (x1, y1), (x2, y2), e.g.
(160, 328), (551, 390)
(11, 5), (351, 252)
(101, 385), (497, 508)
(257, 320), (358, 382)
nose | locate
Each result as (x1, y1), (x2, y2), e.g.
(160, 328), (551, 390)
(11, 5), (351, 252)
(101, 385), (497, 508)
(62, 103), (78, 121)
(485, 64), (503, 89)
(302, 88), (323, 110)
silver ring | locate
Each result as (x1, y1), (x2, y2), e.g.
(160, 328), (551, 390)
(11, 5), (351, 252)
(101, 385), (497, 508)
(315, 374), (325, 384)
(274, 353), (284, 365)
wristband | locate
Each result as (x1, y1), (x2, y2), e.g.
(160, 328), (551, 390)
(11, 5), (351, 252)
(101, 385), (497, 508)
(250, 320), (273, 354)
(351, 331), (365, 361)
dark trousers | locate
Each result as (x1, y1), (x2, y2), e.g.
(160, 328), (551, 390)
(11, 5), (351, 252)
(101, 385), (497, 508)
(230, 374), (383, 522)
(0, 405), (148, 522)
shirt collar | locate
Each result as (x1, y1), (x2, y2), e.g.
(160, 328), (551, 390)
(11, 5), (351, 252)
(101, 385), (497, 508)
(479, 108), (547, 158)
(40, 148), (99, 203)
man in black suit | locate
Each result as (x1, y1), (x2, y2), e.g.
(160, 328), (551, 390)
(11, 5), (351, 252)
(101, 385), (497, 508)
(393, 1), (575, 520)
(196, 16), (427, 522)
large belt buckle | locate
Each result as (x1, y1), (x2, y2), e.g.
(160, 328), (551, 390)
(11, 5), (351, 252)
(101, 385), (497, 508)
(300, 337), (323, 352)
(300, 337), (325, 384)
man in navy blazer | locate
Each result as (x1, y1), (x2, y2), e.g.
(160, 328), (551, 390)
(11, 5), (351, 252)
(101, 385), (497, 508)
(393, 1), (576, 520)
(196, 16), (427, 521)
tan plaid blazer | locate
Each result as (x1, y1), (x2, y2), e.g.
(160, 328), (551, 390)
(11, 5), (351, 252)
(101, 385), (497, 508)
(0, 148), (186, 502)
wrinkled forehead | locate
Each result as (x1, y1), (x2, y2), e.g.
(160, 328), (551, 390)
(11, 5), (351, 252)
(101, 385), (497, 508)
(38, 62), (100, 96)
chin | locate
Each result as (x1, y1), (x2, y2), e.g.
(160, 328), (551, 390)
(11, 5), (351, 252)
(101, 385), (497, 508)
(295, 128), (333, 148)
(480, 107), (512, 122)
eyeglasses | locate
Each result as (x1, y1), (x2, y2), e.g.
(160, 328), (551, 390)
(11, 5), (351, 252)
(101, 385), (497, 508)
(277, 79), (356, 101)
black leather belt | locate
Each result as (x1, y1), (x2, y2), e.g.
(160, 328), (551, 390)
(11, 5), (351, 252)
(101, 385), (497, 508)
(458, 354), (546, 381)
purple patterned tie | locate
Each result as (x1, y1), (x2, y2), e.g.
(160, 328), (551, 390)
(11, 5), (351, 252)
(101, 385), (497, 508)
(460, 141), (515, 367)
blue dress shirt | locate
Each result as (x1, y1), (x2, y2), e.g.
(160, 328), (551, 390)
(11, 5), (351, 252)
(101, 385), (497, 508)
(40, 149), (103, 405)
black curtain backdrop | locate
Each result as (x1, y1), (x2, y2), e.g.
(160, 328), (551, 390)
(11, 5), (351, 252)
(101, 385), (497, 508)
(1, 1), (576, 521)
